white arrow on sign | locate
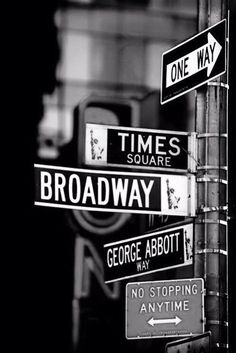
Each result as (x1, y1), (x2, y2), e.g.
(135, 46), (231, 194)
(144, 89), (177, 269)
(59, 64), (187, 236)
(166, 32), (222, 88)
(148, 316), (182, 327)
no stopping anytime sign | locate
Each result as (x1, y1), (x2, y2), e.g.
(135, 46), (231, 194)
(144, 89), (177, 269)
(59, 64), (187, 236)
(126, 278), (204, 339)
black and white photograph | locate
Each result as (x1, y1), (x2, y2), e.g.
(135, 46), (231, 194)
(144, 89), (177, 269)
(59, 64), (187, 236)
(10, 1), (236, 353)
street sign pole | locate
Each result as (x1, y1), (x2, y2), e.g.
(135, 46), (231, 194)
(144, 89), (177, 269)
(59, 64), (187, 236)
(194, 1), (229, 352)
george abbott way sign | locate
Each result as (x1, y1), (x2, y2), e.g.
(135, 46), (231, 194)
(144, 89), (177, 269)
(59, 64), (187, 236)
(126, 278), (204, 339)
(85, 124), (197, 173)
(103, 223), (193, 283)
(161, 19), (226, 104)
(34, 164), (195, 216)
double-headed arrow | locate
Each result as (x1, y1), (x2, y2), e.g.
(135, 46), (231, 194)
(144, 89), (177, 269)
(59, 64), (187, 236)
(148, 316), (182, 326)
(166, 32), (222, 88)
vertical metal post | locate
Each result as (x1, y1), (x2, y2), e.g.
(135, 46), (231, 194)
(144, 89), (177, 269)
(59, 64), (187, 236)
(195, 1), (229, 352)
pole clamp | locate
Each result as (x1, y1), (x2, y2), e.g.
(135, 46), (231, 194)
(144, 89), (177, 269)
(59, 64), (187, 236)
(195, 219), (227, 226)
(195, 248), (227, 256)
(206, 290), (228, 298)
(207, 81), (229, 89)
(197, 133), (227, 138)
(216, 343), (229, 349)
(206, 320), (228, 327)
(197, 165), (227, 171)
(197, 176), (227, 184)
(197, 205), (228, 213)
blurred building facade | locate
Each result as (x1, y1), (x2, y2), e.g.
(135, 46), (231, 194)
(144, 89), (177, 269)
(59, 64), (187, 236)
(38, 0), (197, 159)
(35, 2), (199, 353)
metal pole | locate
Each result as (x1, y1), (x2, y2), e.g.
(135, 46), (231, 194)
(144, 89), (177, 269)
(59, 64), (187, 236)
(195, 1), (229, 352)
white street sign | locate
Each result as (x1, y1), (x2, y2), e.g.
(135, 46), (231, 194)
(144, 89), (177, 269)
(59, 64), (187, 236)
(126, 278), (205, 339)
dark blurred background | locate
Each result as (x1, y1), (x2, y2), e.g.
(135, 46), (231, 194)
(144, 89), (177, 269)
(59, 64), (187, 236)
(8, 1), (236, 353)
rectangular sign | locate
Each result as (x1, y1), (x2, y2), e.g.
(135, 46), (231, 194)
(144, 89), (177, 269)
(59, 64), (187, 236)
(34, 164), (195, 216)
(85, 124), (197, 173)
(166, 332), (211, 353)
(161, 19), (226, 104)
(103, 223), (193, 283)
(126, 278), (205, 339)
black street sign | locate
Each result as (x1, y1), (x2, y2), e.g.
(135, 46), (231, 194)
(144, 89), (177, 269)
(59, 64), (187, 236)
(161, 19), (226, 104)
(34, 164), (195, 216)
(85, 124), (197, 173)
(103, 223), (193, 283)
(165, 332), (211, 353)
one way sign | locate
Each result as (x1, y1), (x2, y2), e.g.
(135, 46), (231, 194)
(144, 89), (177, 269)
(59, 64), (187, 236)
(161, 19), (226, 104)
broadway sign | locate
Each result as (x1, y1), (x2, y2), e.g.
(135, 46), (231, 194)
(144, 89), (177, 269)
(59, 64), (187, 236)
(161, 19), (226, 104)
(85, 124), (197, 173)
(103, 223), (193, 283)
(34, 164), (195, 216)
